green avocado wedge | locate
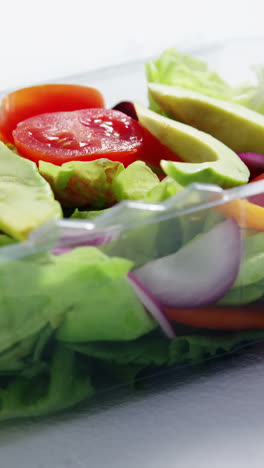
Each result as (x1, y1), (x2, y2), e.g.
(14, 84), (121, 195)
(0, 143), (62, 240)
(149, 83), (264, 154)
(135, 103), (249, 188)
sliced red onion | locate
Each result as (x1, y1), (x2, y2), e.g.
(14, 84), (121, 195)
(238, 152), (264, 170)
(127, 272), (175, 339)
(112, 101), (138, 120)
(248, 193), (264, 207)
(52, 231), (118, 255)
(134, 219), (241, 308)
(238, 152), (264, 181)
(52, 247), (72, 255)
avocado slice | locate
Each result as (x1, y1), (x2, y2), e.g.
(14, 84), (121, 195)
(0, 142), (62, 240)
(112, 161), (159, 201)
(149, 83), (264, 154)
(135, 103), (249, 188)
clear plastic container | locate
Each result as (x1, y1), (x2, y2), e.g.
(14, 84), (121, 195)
(1, 37), (264, 426)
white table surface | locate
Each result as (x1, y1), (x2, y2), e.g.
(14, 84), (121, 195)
(2, 3), (264, 467)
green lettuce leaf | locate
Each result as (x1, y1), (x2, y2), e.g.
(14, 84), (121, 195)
(1, 329), (264, 421)
(0, 334), (38, 374)
(0, 326), (53, 375)
(39, 159), (124, 208)
(70, 177), (183, 265)
(232, 66), (264, 114)
(0, 344), (93, 421)
(0, 257), (54, 353)
(143, 176), (182, 202)
(71, 335), (170, 387)
(169, 332), (264, 364)
(219, 280), (264, 305)
(70, 188), (207, 266)
(96, 362), (146, 386)
(112, 161), (159, 201)
(69, 330), (264, 387)
(70, 208), (108, 220)
(0, 247), (155, 352)
(70, 335), (169, 366)
(70, 330), (264, 370)
(219, 232), (264, 304)
(146, 48), (234, 111)
(49, 247), (156, 342)
(56, 276), (156, 342)
(233, 233), (264, 287)
(0, 234), (16, 247)
(70, 206), (161, 268)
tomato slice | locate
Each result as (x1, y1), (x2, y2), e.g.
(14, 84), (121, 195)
(251, 173), (264, 183)
(112, 100), (183, 171)
(13, 108), (145, 166)
(164, 305), (264, 330)
(0, 84), (105, 144)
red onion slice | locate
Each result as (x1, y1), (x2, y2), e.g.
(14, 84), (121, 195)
(238, 152), (264, 170)
(127, 273), (175, 339)
(112, 101), (138, 120)
(52, 231), (119, 255)
(247, 187), (264, 207)
(134, 219), (241, 308)
(238, 152), (264, 181)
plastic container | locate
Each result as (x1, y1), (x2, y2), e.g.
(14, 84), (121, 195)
(1, 37), (264, 427)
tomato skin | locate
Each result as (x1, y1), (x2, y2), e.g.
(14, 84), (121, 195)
(112, 101), (183, 169)
(13, 108), (144, 166)
(140, 126), (182, 168)
(164, 305), (264, 330)
(0, 84), (105, 144)
(251, 173), (264, 183)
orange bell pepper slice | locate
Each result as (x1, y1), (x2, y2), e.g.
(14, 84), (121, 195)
(215, 199), (264, 231)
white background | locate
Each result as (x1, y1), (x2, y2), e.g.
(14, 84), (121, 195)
(1, 0), (264, 91)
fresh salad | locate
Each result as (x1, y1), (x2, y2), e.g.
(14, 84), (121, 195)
(1, 48), (264, 421)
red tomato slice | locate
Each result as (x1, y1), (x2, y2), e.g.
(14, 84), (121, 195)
(112, 100), (183, 171)
(251, 173), (264, 183)
(13, 108), (145, 166)
(0, 84), (105, 144)
(164, 305), (264, 330)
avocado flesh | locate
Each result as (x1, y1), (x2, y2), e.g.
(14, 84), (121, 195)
(135, 103), (249, 188)
(0, 143), (62, 240)
(149, 83), (264, 154)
